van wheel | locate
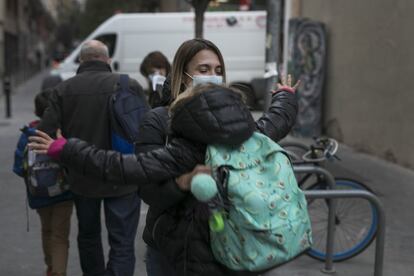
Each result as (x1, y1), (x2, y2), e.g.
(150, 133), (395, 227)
(229, 83), (256, 110)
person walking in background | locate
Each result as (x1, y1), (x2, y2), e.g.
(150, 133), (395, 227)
(38, 40), (148, 276)
(140, 51), (171, 108)
(13, 89), (73, 276)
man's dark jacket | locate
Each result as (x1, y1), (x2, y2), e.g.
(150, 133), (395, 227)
(38, 60), (147, 197)
(56, 86), (298, 275)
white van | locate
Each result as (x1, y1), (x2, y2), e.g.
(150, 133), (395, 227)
(55, 11), (267, 107)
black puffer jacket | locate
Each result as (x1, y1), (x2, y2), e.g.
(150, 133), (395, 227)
(59, 87), (298, 276)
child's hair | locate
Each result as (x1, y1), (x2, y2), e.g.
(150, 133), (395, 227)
(169, 83), (243, 115)
(34, 89), (52, 118)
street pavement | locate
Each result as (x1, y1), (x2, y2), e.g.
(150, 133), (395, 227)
(1, 71), (413, 276)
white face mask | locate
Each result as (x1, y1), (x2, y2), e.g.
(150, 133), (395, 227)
(148, 72), (166, 91)
(185, 72), (223, 86)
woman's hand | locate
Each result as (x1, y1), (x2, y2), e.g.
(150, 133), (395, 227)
(175, 165), (211, 191)
(273, 74), (301, 93)
(28, 129), (60, 154)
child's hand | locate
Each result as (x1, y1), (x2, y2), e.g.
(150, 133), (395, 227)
(273, 74), (301, 94)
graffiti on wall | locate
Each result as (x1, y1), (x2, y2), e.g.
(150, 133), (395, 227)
(287, 18), (327, 137)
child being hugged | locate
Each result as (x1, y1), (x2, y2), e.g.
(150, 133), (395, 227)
(172, 83), (312, 272)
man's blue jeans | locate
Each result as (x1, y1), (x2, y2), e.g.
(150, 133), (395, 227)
(74, 193), (141, 276)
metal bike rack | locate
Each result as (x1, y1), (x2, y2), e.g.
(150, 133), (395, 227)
(292, 165), (386, 276)
(293, 165), (337, 273)
(304, 190), (386, 276)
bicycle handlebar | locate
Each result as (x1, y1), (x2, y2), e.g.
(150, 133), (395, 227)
(302, 137), (339, 163)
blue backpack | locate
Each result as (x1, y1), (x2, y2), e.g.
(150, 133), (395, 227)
(109, 74), (149, 153)
(23, 149), (70, 197)
(18, 126), (69, 198)
(191, 132), (312, 272)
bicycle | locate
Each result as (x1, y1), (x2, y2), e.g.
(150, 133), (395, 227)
(280, 137), (379, 262)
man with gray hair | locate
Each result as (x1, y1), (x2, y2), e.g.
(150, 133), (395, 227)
(39, 40), (147, 276)
(79, 40), (110, 63)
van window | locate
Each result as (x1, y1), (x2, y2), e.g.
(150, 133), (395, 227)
(96, 34), (117, 57)
(75, 33), (117, 63)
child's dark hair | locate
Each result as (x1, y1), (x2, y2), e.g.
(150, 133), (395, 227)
(34, 89), (52, 118)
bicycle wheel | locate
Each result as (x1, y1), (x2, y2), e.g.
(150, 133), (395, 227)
(306, 178), (378, 262)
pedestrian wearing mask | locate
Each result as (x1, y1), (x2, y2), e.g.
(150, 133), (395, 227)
(140, 51), (171, 108)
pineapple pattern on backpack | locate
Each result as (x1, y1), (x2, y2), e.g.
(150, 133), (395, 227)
(205, 132), (312, 272)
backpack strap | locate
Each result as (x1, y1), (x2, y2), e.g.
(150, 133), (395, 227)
(119, 74), (129, 93)
(213, 166), (231, 211)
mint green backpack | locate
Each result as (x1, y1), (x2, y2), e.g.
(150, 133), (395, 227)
(192, 132), (312, 272)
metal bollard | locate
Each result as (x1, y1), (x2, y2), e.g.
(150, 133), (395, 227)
(4, 76), (11, 118)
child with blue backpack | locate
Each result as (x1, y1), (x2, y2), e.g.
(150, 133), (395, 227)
(13, 90), (73, 276)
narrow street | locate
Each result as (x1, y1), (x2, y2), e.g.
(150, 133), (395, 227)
(0, 72), (413, 275)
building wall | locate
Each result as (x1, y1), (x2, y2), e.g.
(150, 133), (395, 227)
(1, 0), (54, 85)
(42, 0), (58, 20)
(296, 0), (414, 168)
